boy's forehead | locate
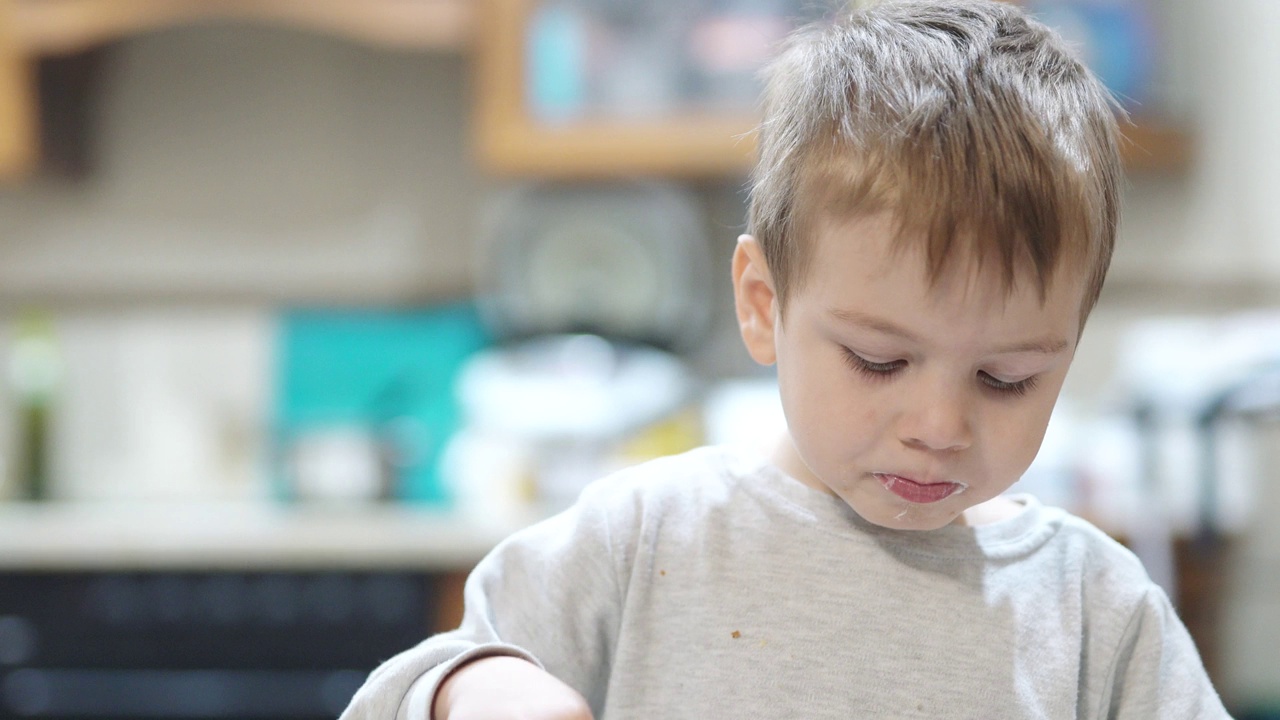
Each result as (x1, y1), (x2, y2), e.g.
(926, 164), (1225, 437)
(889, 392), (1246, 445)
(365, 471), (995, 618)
(806, 212), (1087, 348)
(809, 209), (1086, 310)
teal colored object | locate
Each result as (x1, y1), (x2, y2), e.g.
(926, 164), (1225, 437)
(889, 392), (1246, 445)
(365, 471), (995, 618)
(528, 4), (587, 122)
(274, 304), (491, 505)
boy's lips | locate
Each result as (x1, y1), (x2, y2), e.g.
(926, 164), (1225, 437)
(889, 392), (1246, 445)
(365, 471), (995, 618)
(874, 473), (967, 504)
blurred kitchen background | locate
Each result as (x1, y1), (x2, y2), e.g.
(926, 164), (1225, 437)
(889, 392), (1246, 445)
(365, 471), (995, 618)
(0, 0), (1278, 717)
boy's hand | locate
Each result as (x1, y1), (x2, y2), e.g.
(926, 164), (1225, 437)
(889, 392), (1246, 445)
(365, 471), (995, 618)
(432, 655), (594, 720)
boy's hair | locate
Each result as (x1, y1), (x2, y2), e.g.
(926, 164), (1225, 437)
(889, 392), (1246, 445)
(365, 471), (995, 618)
(749, 0), (1123, 319)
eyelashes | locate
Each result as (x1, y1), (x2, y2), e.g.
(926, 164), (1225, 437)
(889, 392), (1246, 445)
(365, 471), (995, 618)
(840, 347), (1039, 397)
(978, 372), (1039, 397)
(840, 347), (904, 380)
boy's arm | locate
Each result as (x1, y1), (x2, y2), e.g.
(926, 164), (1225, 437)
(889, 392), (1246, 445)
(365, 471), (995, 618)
(338, 479), (630, 720)
(1102, 586), (1234, 719)
(430, 655), (593, 720)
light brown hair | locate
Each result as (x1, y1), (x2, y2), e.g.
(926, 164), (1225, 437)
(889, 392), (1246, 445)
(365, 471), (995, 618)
(748, 0), (1123, 320)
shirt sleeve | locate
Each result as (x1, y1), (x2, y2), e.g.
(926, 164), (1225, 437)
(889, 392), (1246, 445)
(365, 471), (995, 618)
(1103, 584), (1234, 719)
(338, 479), (632, 720)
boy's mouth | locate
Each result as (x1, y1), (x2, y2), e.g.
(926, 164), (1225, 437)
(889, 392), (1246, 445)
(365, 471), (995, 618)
(874, 473), (967, 504)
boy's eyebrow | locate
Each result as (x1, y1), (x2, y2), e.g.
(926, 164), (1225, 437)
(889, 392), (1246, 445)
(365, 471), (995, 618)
(829, 308), (922, 342)
(827, 308), (1070, 355)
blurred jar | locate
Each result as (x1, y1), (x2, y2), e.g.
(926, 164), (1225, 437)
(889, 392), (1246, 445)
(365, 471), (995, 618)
(7, 311), (62, 501)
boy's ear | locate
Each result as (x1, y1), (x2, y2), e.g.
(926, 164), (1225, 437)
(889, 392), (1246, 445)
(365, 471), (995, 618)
(732, 235), (779, 366)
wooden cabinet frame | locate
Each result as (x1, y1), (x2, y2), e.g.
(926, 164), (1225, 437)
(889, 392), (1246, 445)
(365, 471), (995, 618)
(1, 0), (39, 179)
(9, 0), (473, 56)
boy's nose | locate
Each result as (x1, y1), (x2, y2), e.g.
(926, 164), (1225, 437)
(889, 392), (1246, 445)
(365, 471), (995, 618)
(897, 382), (973, 453)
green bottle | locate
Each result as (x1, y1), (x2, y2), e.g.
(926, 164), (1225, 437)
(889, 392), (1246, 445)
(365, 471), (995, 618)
(9, 311), (60, 501)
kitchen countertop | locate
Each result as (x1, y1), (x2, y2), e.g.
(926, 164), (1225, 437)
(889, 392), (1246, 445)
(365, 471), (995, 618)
(0, 501), (546, 572)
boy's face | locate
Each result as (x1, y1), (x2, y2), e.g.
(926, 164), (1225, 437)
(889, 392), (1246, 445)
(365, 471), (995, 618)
(733, 213), (1084, 530)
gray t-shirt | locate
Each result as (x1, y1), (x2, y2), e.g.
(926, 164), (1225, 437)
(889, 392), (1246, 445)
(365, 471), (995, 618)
(341, 446), (1231, 719)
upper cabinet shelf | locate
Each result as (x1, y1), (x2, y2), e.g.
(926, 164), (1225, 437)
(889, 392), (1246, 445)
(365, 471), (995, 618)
(8, 0), (474, 54)
(473, 110), (1193, 180)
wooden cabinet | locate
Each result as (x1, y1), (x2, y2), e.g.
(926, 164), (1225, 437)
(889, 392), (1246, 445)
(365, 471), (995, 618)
(474, 0), (1192, 179)
(7, 0), (473, 56)
(1, 0), (38, 179)
(1, 0), (1194, 182)
(0, 0), (474, 181)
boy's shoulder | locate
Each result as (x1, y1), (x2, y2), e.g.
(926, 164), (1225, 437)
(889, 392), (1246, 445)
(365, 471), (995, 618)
(1039, 507), (1161, 602)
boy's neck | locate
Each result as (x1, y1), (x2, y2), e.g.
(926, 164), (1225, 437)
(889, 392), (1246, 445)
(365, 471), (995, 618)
(956, 496), (1025, 526)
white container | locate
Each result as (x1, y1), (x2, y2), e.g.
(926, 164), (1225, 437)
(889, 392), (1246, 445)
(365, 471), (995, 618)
(443, 334), (693, 518)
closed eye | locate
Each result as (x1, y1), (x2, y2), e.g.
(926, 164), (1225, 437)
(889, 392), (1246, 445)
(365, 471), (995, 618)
(844, 346), (1040, 397)
(841, 347), (905, 379)
(979, 371), (1039, 397)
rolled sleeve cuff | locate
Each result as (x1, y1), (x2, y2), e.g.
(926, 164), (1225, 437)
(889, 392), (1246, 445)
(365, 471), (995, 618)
(397, 644), (543, 720)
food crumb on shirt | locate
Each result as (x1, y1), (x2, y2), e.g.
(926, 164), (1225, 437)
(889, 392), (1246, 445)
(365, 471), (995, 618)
(731, 630), (741, 639)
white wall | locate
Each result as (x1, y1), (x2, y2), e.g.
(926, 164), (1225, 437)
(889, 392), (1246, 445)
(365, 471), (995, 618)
(0, 25), (486, 305)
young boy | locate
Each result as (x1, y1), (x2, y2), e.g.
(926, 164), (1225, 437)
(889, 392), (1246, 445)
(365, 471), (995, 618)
(343, 1), (1231, 717)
